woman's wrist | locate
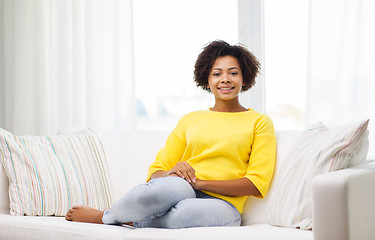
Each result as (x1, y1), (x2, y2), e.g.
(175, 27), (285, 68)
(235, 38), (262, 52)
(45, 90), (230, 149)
(191, 179), (205, 191)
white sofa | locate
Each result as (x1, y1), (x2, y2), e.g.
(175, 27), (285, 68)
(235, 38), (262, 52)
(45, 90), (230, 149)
(1, 129), (374, 240)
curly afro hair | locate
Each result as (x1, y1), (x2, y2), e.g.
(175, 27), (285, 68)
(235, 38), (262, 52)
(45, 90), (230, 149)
(194, 40), (260, 92)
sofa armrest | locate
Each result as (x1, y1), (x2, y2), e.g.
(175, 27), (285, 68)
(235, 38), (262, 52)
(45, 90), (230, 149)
(312, 161), (375, 240)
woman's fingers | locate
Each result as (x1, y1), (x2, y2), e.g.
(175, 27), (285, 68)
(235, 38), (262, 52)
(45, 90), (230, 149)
(169, 162), (196, 183)
(175, 170), (185, 179)
(183, 163), (196, 183)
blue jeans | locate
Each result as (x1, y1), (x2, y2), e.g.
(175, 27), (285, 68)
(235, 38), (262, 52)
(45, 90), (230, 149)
(102, 177), (241, 228)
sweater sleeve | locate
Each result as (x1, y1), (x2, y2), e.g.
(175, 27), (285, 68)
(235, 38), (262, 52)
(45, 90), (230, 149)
(146, 116), (188, 182)
(244, 115), (276, 198)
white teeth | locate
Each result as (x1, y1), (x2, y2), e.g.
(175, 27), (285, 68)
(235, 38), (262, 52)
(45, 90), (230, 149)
(220, 88), (232, 90)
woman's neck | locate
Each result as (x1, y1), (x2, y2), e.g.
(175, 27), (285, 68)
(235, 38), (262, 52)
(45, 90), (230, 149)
(210, 101), (248, 112)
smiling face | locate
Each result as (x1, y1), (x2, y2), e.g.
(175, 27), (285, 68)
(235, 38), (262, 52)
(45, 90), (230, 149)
(207, 55), (244, 103)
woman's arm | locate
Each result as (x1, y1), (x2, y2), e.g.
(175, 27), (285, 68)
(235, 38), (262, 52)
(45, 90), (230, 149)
(191, 177), (261, 197)
(151, 161), (260, 197)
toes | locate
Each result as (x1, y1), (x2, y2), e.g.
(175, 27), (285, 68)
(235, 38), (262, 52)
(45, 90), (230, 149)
(65, 207), (77, 221)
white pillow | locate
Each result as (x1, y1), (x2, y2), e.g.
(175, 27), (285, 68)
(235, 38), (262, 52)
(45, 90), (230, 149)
(0, 128), (112, 216)
(268, 120), (369, 230)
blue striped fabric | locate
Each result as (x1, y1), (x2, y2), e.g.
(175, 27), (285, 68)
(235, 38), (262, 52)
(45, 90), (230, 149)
(0, 129), (112, 216)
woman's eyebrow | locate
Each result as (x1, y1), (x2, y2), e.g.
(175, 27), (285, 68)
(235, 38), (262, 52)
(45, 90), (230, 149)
(212, 67), (240, 71)
(228, 67), (240, 70)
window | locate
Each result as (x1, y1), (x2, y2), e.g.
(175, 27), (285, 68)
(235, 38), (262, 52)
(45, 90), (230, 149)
(264, 0), (375, 157)
(132, 0), (374, 157)
(264, 0), (309, 130)
(133, 0), (238, 130)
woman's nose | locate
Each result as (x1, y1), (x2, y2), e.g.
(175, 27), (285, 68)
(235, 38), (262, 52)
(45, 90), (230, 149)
(221, 78), (231, 83)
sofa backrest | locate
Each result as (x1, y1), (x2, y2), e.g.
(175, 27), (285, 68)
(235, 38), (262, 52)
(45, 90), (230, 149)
(241, 130), (302, 225)
(0, 129), (303, 224)
(98, 130), (170, 203)
(99, 129), (303, 225)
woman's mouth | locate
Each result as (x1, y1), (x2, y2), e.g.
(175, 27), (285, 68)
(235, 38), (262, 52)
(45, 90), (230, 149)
(217, 86), (235, 93)
(218, 86), (235, 90)
(218, 86), (235, 91)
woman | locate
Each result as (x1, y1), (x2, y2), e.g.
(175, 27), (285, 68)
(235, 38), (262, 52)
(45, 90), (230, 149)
(65, 40), (276, 228)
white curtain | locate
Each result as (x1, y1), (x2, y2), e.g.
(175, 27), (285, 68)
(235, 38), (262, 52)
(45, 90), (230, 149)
(264, 0), (374, 156)
(0, 0), (135, 135)
(308, 0), (375, 155)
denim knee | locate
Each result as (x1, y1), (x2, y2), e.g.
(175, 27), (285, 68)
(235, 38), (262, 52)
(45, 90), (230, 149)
(143, 176), (196, 202)
(103, 177), (196, 226)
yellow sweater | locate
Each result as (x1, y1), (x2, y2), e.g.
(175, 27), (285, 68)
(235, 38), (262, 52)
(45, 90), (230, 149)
(147, 109), (276, 213)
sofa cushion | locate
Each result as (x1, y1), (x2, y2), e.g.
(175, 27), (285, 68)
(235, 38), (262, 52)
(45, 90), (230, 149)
(124, 223), (313, 240)
(0, 215), (313, 240)
(0, 215), (133, 240)
(0, 128), (112, 216)
(268, 120), (369, 230)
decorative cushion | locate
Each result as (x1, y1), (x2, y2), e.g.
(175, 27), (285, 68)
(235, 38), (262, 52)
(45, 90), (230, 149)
(269, 120), (369, 230)
(0, 128), (112, 216)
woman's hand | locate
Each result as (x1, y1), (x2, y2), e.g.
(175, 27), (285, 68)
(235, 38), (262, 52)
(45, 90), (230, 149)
(167, 162), (196, 183)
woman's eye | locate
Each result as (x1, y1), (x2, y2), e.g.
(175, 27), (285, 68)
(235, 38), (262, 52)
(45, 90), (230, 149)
(213, 72), (221, 76)
(230, 72), (238, 75)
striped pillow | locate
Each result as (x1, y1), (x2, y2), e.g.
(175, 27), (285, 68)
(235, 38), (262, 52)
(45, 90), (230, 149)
(269, 120), (369, 230)
(0, 128), (112, 216)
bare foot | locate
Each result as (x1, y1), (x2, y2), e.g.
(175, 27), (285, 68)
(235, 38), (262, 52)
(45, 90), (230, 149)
(65, 206), (104, 224)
